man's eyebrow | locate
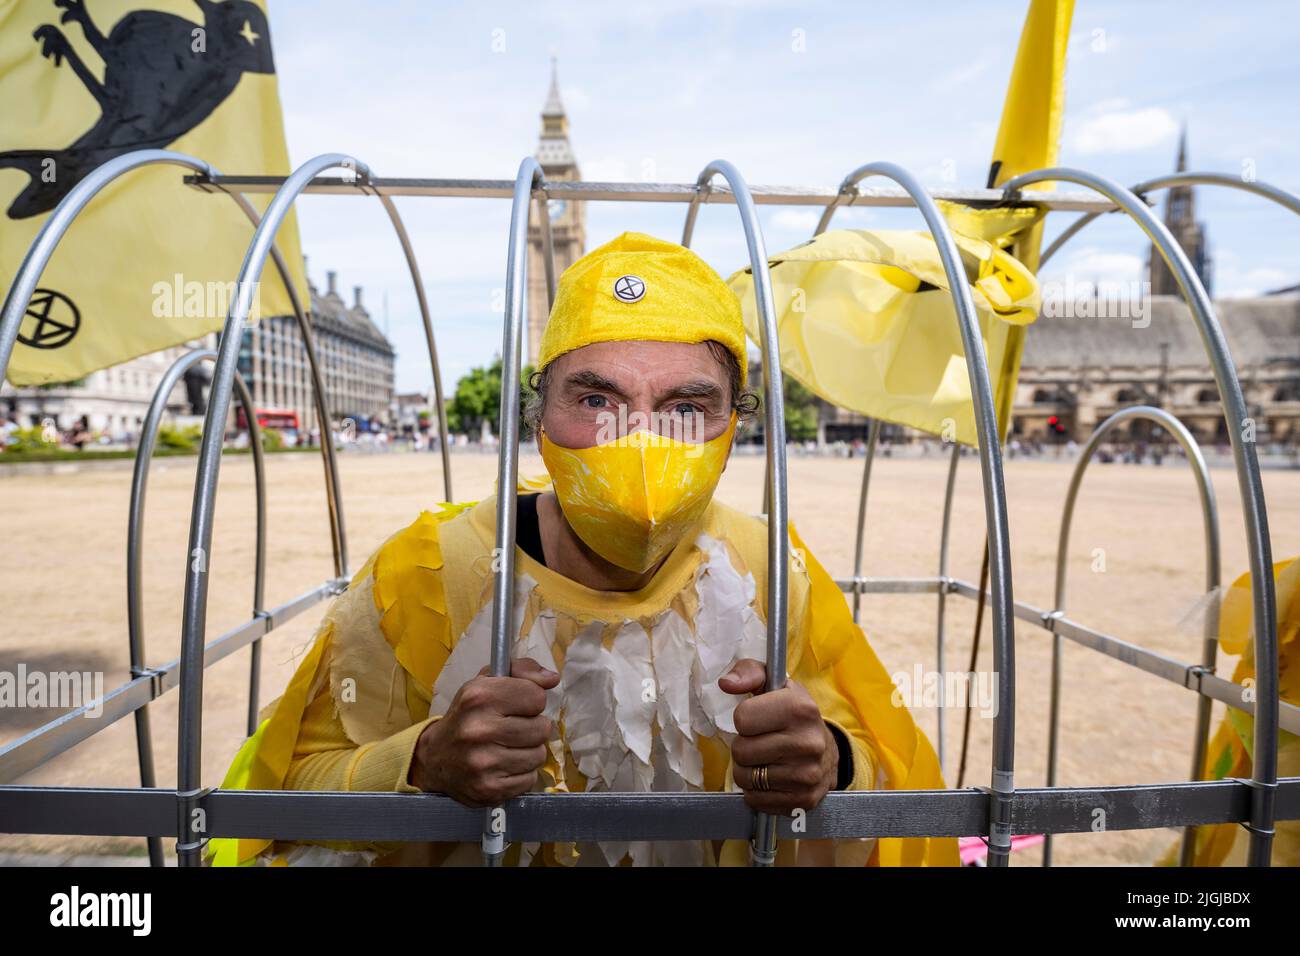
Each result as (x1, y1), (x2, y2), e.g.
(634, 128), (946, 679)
(657, 380), (725, 402)
(562, 369), (629, 398)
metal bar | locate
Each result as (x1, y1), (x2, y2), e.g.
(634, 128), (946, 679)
(0, 151), (210, 414)
(216, 188), (349, 577)
(1043, 405), (1220, 867)
(835, 576), (944, 595)
(811, 183), (883, 624)
(691, 160), (790, 867)
(235, 370), (268, 742)
(934, 444), (962, 777)
(535, 191), (557, 309)
(833, 162), (1018, 865)
(817, 176), (879, 619)
(175, 153), (372, 866)
(125, 348), (265, 864)
(1004, 166), (1280, 867)
(851, 419), (882, 623)
(482, 157), (546, 866)
(930, 576), (1300, 735)
(813, 184), (853, 236)
(127, 349), (208, 867)
(679, 178), (709, 245)
(186, 174), (1116, 211)
(0, 582), (339, 784)
(3, 778), (1298, 842)
(0, 147), (345, 589)
(371, 190), (454, 500)
(1040, 171), (1300, 267)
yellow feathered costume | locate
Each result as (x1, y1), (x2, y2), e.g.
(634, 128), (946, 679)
(1161, 556), (1300, 866)
(208, 487), (957, 867)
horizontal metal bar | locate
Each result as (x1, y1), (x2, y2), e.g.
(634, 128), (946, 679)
(835, 576), (945, 595)
(1, 779), (1296, 842)
(1197, 671), (1300, 735)
(937, 577), (1300, 736)
(0, 579), (344, 783)
(185, 175), (1117, 212)
(1049, 611), (1196, 687)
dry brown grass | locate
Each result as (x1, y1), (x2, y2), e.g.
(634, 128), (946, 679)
(2, 447), (1296, 864)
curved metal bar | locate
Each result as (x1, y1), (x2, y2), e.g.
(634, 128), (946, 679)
(175, 153), (372, 866)
(0, 150), (210, 390)
(813, 183), (857, 236)
(1039, 211), (1100, 268)
(823, 177), (878, 620)
(834, 162), (1018, 864)
(215, 188), (348, 576)
(1005, 166), (1278, 867)
(370, 190), (454, 500)
(1040, 172), (1300, 268)
(691, 160), (789, 868)
(934, 442), (962, 778)
(0, 147), (347, 578)
(1043, 406), (1219, 867)
(483, 157), (548, 866)
(234, 375), (269, 741)
(127, 348), (265, 866)
(851, 419), (882, 623)
(679, 179), (710, 246)
(535, 190), (558, 310)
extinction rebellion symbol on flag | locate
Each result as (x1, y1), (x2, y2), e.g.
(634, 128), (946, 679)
(18, 289), (81, 350)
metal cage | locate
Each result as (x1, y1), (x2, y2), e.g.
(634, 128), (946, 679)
(0, 151), (1296, 868)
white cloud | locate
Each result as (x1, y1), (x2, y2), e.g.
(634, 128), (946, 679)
(1215, 265), (1289, 297)
(1043, 246), (1144, 285)
(770, 209), (820, 231)
(1069, 104), (1180, 155)
(933, 55), (994, 93)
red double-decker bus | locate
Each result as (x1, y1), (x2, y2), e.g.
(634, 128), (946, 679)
(235, 408), (300, 431)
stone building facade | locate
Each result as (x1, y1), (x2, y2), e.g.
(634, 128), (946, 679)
(2, 269), (397, 441)
(1012, 294), (1300, 447)
(1013, 132), (1297, 449)
(238, 269), (396, 433)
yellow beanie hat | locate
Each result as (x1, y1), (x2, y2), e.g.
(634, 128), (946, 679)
(536, 231), (748, 387)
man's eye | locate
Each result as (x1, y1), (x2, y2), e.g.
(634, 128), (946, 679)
(581, 395), (608, 409)
(669, 402), (701, 417)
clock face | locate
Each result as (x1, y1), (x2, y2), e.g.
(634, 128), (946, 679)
(548, 199), (567, 221)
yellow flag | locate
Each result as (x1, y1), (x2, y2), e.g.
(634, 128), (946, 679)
(0, 0), (306, 386)
(726, 213), (1043, 447)
(730, 1), (1072, 446)
(987, 0), (1075, 434)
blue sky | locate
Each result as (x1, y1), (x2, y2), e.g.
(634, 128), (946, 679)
(263, 0), (1300, 393)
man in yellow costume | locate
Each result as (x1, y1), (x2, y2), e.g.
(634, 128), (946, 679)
(210, 231), (957, 867)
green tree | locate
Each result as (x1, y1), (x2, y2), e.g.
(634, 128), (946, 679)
(158, 423), (203, 450)
(5, 425), (58, 453)
(446, 358), (536, 438)
(782, 376), (821, 443)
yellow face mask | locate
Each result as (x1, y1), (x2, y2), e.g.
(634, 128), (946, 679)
(538, 413), (737, 574)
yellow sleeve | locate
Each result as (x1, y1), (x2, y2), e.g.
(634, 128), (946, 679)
(281, 506), (463, 794)
(284, 665), (438, 794)
(822, 718), (879, 791)
(208, 509), (462, 865)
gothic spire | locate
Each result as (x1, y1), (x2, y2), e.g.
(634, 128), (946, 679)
(543, 55), (564, 118)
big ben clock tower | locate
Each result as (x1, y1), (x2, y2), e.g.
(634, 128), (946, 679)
(527, 57), (587, 366)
